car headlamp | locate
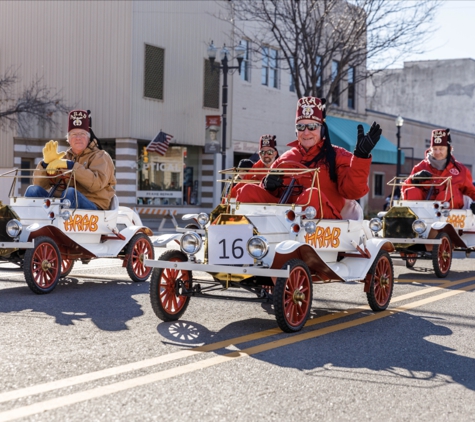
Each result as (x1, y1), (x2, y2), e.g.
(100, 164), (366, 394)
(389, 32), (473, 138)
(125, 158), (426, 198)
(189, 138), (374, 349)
(441, 202), (450, 209)
(247, 236), (269, 260)
(6, 219), (22, 238)
(303, 221), (316, 234)
(61, 199), (72, 209)
(197, 212), (209, 227)
(369, 218), (383, 232)
(180, 232), (203, 255)
(303, 206), (316, 219)
(412, 219), (427, 234)
(60, 210), (71, 221)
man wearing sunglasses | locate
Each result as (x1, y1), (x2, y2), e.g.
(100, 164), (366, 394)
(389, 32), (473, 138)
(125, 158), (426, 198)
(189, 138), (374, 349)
(241, 134), (279, 182)
(236, 96), (382, 219)
(225, 134), (278, 199)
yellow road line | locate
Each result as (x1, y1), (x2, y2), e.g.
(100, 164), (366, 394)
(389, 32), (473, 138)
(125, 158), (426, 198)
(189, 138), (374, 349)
(395, 279), (446, 284)
(0, 276), (473, 406)
(1, 282), (474, 422)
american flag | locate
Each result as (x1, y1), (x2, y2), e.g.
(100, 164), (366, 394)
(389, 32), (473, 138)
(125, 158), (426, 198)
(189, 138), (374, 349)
(146, 131), (173, 155)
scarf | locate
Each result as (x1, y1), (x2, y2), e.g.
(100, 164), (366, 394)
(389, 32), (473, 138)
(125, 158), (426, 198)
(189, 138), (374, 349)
(427, 153), (446, 171)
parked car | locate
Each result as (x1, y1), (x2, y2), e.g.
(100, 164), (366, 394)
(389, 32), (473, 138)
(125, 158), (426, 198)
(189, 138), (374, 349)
(0, 169), (154, 294)
(147, 164), (395, 333)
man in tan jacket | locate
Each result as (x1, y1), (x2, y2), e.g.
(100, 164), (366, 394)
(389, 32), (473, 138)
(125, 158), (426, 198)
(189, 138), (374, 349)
(25, 109), (116, 210)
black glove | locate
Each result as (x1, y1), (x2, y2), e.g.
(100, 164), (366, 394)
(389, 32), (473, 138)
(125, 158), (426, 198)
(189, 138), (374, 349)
(354, 122), (382, 159)
(471, 202), (475, 214)
(263, 173), (283, 191)
(412, 170), (433, 183)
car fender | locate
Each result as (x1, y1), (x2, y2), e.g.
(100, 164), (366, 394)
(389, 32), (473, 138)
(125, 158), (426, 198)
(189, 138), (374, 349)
(428, 222), (466, 248)
(153, 233), (182, 247)
(272, 240), (344, 281)
(272, 238), (394, 282)
(25, 224), (95, 258)
(119, 226), (153, 242)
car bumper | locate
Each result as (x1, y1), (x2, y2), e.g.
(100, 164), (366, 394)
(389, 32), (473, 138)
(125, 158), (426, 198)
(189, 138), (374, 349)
(384, 238), (442, 245)
(145, 259), (290, 278)
(0, 241), (34, 249)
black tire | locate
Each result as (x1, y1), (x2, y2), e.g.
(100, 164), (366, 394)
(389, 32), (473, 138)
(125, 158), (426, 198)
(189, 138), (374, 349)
(60, 258), (75, 277)
(405, 254), (417, 269)
(366, 250), (394, 311)
(24, 236), (61, 295)
(150, 250), (192, 321)
(432, 232), (452, 278)
(274, 259), (312, 333)
(125, 233), (155, 282)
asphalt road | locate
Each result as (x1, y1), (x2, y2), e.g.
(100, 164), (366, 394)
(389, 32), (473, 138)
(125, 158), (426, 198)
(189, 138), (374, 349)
(1, 247), (475, 422)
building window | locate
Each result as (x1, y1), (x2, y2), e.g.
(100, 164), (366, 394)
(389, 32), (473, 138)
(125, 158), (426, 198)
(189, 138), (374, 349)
(20, 158), (34, 196)
(240, 40), (251, 82)
(261, 46), (279, 88)
(204, 59), (220, 109)
(315, 55), (323, 98)
(425, 138), (431, 149)
(331, 60), (340, 106)
(348, 66), (355, 109)
(374, 173), (384, 197)
(289, 57), (295, 92)
(144, 44), (165, 100)
(137, 145), (202, 206)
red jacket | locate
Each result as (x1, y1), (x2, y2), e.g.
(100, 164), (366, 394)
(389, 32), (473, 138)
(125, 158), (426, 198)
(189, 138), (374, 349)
(243, 160), (269, 182)
(270, 140), (371, 213)
(402, 153), (475, 208)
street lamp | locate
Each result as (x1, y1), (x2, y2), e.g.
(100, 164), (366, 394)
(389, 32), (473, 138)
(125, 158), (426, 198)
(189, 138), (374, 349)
(395, 115), (404, 177)
(207, 40), (245, 170)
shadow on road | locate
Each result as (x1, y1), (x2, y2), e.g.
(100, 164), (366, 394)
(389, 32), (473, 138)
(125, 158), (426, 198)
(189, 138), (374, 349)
(156, 303), (475, 391)
(0, 277), (148, 331)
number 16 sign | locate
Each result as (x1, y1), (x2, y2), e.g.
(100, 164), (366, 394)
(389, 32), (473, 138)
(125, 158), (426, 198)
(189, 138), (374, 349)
(207, 224), (254, 265)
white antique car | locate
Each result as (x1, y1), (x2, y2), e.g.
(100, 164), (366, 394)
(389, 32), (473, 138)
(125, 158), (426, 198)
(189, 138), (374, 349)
(369, 176), (475, 278)
(147, 165), (395, 333)
(0, 169), (154, 294)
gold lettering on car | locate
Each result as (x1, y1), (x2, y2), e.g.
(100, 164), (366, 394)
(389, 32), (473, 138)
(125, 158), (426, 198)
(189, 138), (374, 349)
(64, 214), (99, 232)
(446, 214), (466, 228)
(305, 226), (341, 248)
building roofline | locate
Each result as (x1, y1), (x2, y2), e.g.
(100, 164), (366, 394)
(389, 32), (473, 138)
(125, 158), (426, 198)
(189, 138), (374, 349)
(366, 109), (475, 137)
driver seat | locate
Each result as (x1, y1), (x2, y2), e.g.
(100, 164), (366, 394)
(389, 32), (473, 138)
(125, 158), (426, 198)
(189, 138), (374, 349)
(340, 199), (364, 221)
(109, 195), (119, 210)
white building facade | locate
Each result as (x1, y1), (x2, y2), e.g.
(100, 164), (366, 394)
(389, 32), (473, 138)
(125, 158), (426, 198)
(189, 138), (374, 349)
(0, 0), (369, 215)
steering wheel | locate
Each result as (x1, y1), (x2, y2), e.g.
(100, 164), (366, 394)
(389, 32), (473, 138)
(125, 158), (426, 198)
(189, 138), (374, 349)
(272, 161), (315, 204)
(47, 170), (73, 197)
(274, 160), (314, 188)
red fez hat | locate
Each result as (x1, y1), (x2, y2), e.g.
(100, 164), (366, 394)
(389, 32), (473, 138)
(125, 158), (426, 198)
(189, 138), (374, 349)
(431, 128), (451, 147)
(68, 110), (90, 133)
(296, 97), (326, 124)
(259, 134), (277, 150)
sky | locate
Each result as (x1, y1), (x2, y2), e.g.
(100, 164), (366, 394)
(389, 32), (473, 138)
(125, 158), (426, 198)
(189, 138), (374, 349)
(395, 0), (475, 67)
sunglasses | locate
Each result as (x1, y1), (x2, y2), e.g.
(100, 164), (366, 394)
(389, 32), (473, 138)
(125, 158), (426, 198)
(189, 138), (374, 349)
(259, 150), (275, 156)
(295, 123), (321, 132)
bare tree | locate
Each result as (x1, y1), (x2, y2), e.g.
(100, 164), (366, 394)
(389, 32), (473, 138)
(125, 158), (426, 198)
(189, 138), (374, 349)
(228, 0), (441, 102)
(0, 67), (70, 135)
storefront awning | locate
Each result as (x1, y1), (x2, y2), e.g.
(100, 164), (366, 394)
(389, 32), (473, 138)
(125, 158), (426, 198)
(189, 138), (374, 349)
(326, 115), (404, 165)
